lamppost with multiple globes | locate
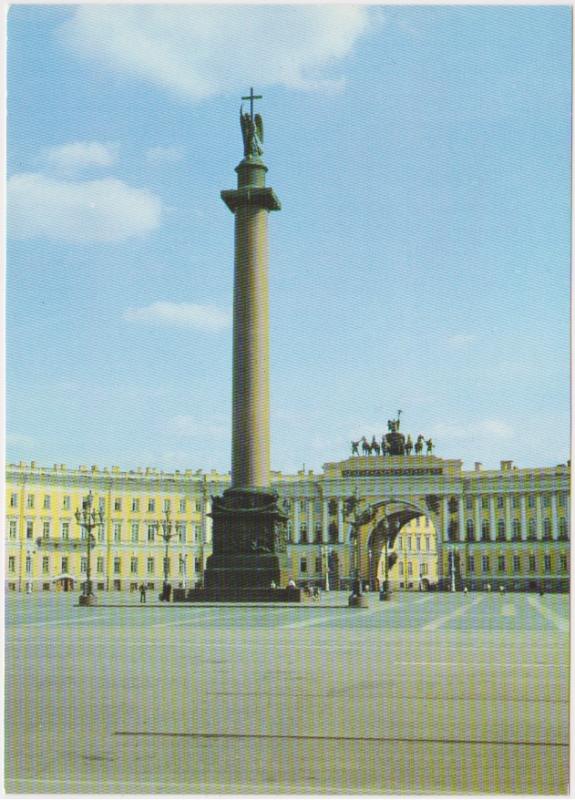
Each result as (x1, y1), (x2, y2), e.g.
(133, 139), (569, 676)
(348, 487), (369, 608)
(158, 510), (177, 601)
(75, 491), (103, 607)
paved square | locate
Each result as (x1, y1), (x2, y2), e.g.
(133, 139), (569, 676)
(5, 592), (568, 794)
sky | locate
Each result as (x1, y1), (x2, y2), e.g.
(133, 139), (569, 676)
(6, 5), (571, 475)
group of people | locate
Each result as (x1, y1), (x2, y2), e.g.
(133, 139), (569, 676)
(351, 434), (434, 457)
(138, 582), (172, 603)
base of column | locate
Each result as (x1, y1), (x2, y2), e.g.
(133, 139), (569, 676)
(205, 488), (290, 589)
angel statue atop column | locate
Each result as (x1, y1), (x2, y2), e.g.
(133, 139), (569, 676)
(240, 105), (264, 158)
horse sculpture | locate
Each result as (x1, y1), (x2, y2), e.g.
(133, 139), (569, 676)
(361, 437), (371, 456)
(415, 435), (424, 455)
(351, 440), (360, 456)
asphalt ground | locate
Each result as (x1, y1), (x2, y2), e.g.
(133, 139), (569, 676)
(5, 591), (569, 794)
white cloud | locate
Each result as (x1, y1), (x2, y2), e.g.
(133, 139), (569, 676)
(479, 419), (514, 438)
(146, 145), (185, 164)
(59, 6), (371, 100)
(8, 172), (162, 243)
(44, 141), (119, 174)
(166, 415), (228, 439)
(123, 301), (231, 332)
(446, 334), (475, 349)
(6, 432), (35, 448)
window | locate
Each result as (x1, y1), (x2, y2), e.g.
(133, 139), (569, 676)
(163, 499), (171, 512)
(466, 556), (475, 573)
(420, 563), (428, 576)
(177, 524), (186, 543)
(497, 556), (505, 572)
(528, 494), (535, 509)
(407, 561), (413, 576)
(178, 557), (185, 575)
(179, 498), (186, 513)
(482, 497), (489, 510)
(315, 556), (322, 573)
(543, 494), (550, 507)
(114, 498), (122, 512)
(466, 519), (474, 541)
(63, 496), (71, 510)
(466, 496), (473, 510)
(131, 557), (138, 575)
(497, 520), (505, 540)
(131, 524), (139, 543)
(497, 496), (504, 509)
(147, 524), (155, 542)
(131, 499), (140, 512)
(147, 558), (154, 575)
(512, 495), (519, 508)
(399, 562), (404, 576)
(113, 580), (121, 591)
(61, 522), (70, 540)
(148, 499), (155, 512)
(513, 519), (520, 539)
(300, 558), (307, 573)
(27, 495), (34, 509)
(528, 555), (536, 572)
(416, 536), (421, 551)
(113, 524), (121, 543)
(114, 558), (121, 575)
(528, 519), (536, 539)
(97, 524), (104, 542)
(513, 555), (520, 573)
(560, 554), (567, 572)
(8, 556), (15, 573)
(194, 558), (201, 573)
(81, 557), (87, 573)
(10, 493), (17, 508)
(25, 556), (32, 575)
(194, 526), (201, 543)
(61, 557), (68, 573)
(543, 555), (551, 573)
(559, 494), (565, 507)
(26, 521), (34, 539)
(481, 556), (490, 573)
(481, 521), (490, 540)
(9, 520), (17, 539)
(300, 527), (308, 544)
(96, 557), (104, 573)
(43, 521), (50, 539)
(559, 518), (567, 536)
(43, 495), (51, 510)
(543, 519), (551, 539)
(407, 537), (412, 552)
(425, 536), (430, 552)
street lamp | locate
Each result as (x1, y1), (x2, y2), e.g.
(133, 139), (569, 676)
(158, 510), (176, 601)
(349, 487), (368, 608)
(322, 545), (330, 592)
(449, 545), (456, 592)
(75, 491), (103, 607)
(179, 553), (188, 591)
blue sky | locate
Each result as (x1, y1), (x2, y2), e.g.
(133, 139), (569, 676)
(7, 5), (571, 474)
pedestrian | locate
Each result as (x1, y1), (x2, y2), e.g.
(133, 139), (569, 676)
(165, 583), (172, 602)
(539, 587), (545, 597)
(139, 583), (146, 603)
(270, 580), (277, 589)
(312, 585), (320, 600)
(287, 578), (296, 589)
(499, 585), (505, 595)
(463, 586), (468, 595)
(26, 582), (32, 595)
(486, 583), (492, 593)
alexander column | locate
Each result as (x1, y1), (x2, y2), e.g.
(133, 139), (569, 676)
(203, 90), (289, 591)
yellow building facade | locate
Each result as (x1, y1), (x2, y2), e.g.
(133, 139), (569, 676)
(5, 455), (570, 593)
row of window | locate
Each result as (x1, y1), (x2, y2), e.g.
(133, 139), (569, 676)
(9, 494), (201, 513)
(454, 517), (568, 541)
(7, 555), (204, 576)
(464, 493), (567, 510)
(397, 562), (430, 576)
(9, 519), (203, 543)
(397, 535), (433, 553)
(462, 553), (568, 574)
